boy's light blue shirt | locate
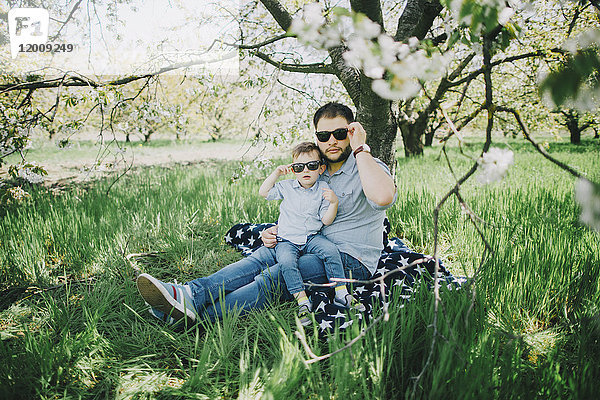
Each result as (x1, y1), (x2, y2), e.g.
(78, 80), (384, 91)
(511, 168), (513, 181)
(266, 180), (331, 245)
(319, 154), (397, 274)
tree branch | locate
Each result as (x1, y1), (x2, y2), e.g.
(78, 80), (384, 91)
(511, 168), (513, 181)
(253, 50), (335, 74)
(0, 55), (236, 93)
(448, 50), (558, 88)
(259, 0), (293, 31)
(395, 0), (424, 42)
(222, 33), (292, 50)
(49, 0), (83, 41)
(497, 106), (584, 179)
(412, 0), (443, 40)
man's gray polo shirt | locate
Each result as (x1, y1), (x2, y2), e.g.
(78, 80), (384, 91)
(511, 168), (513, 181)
(320, 154), (397, 275)
(266, 180), (331, 245)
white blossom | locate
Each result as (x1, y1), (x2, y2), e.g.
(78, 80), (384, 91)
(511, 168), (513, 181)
(371, 78), (420, 100)
(498, 7), (515, 26)
(289, 3), (326, 47)
(562, 29), (600, 54)
(363, 58), (385, 79)
(342, 35), (371, 68)
(377, 34), (401, 67)
(477, 147), (514, 184)
(354, 15), (381, 39)
(8, 186), (30, 201)
(408, 37), (419, 50)
(18, 164), (45, 184)
(575, 178), (600, 232)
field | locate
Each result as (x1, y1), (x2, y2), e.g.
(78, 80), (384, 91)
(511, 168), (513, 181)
(1, 136), (599, 399)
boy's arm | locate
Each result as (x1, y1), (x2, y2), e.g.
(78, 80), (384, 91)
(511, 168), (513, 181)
(321, 188), (339, 226)
(259, 165), (289, 198)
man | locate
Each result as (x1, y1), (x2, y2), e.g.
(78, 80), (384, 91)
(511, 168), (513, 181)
(136, 102), (397, 325)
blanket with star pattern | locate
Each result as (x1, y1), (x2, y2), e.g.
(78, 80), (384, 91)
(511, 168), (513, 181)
(224, 220), (464, 334)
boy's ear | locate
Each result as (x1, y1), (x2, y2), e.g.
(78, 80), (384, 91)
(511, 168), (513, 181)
(318, 164), (326, 174)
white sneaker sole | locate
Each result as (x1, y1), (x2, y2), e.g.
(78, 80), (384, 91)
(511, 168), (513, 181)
(136, 273), (196, 323)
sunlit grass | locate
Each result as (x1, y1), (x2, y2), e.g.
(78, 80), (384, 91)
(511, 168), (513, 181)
(1, 142), (599, 398)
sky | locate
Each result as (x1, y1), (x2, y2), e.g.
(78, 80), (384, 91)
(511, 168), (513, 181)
(6, 0), (239, 77)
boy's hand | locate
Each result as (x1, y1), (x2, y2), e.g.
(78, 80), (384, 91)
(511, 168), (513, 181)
(274, 164), (291, 176)
(322, 188), (338, 205)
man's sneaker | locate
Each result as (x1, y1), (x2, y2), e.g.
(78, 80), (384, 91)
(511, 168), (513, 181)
(149, 307), (178, 326)
(298, 304), (312, 326)
(136, 273), (197, 324)
(333, 294), (366, 312)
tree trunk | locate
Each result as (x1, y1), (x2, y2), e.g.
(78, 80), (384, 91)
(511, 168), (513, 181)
(565, 113), (582, 144)
(354, 77), (397, 172)
(570, 126), (581, 144)
(424, 129), (434, 147)
(144, 130), (153, 143)
(398, 119), (424, 156)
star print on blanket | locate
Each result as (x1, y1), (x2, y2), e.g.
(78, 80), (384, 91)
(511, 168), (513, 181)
(224, 220), (464, 334)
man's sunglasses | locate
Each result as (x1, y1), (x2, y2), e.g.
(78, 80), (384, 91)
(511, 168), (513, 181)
(290, 160), (322, 173)
(315, 127), (348, 143)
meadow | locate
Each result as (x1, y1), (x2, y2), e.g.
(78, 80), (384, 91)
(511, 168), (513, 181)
(1, 138), (599, 399)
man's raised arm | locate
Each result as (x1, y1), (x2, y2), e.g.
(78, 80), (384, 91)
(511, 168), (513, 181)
(347, 122), (396, 206)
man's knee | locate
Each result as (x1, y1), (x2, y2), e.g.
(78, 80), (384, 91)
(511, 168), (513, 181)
(250, 246), (278, 268)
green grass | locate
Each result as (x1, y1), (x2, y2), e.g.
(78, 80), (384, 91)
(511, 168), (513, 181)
(1, 140), (599, 399)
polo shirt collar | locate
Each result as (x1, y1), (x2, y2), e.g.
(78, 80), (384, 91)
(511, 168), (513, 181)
(324, 153), (357, 178)
(293, 179), (318, 191)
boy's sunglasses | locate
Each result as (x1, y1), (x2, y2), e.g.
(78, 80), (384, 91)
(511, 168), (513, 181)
(291, 160), (322, 173)
(315, 127), (348, 142)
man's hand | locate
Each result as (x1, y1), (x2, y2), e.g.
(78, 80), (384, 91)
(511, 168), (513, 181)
(260, 225), (278, 248)
(347, 122), (367, 151)
(322, 188), (338, 205)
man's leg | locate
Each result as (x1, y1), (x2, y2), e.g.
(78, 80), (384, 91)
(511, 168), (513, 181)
(200, 264), (287, 321)
(198, 252), (371, 322)
(186, 246), (277, 310)
(296, 252), (372, 286)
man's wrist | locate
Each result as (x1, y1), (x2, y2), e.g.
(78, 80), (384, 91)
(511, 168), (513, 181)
(353, 144), (371, 157)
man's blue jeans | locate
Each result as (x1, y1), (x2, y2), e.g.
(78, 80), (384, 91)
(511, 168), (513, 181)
(276, 234), (345, 295)
(186, 246), (371, 321)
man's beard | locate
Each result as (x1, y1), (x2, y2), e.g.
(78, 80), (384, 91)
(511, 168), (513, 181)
(323, 144), (352, 164)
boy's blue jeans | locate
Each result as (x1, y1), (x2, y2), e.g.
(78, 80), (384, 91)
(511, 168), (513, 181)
(276, 234), (345, 295)
(185, 245), (371, 321)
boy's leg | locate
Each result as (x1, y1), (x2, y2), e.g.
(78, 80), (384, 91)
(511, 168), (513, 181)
(275, 241), (313, 326)
(185, 246), (277, 310)
(303, 234), (346, 285)
(275, 241), (305, 296)
(301, 240), (368, 312)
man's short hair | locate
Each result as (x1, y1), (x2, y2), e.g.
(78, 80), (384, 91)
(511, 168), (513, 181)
(313, 102), (355, 128)
(292, 141), (321, 160)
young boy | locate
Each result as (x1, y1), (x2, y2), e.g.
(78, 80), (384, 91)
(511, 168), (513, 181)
(258, 142), (364, 326)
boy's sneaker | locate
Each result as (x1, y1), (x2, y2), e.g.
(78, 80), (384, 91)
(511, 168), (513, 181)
(298, 303), (312, 326)
(334, 294), (366, 312)
(136, 273), (197, 324)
